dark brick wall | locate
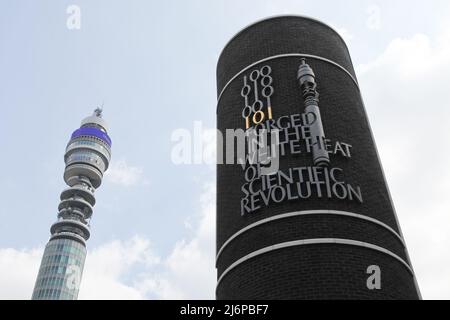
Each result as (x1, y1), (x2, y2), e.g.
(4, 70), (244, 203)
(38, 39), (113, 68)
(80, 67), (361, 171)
(217, 16), (356, 96)
(216, 214), (408, 276)
(216, 245), (418, 300)
(216, 16), (419, 300)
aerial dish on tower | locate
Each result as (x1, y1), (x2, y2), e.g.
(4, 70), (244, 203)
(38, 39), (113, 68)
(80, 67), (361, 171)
(93, 105), (103, 117)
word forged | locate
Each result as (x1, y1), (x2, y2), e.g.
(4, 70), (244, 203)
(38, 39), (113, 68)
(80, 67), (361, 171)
(240, 165), (363, 216)
(238, 112), (353, 165)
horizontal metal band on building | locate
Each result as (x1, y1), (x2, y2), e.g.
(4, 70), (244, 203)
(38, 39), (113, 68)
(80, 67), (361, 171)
(216, 238), (415, 288)
(216, 53), (359, 106)
(216, 210), (405, 264)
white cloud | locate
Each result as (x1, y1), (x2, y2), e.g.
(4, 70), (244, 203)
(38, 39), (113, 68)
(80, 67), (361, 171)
(79, 236), (160, 300)
(358, 29), (450, 299)
(0, 247), (42, 299)
(0, 183), (216, 300)
(137, 182), (216, 299)
(105, 159), (147, 187)
(86, 182), (216, 299)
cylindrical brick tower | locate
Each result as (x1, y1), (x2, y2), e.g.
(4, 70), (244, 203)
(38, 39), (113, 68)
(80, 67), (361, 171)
(216, 16), (420, 300)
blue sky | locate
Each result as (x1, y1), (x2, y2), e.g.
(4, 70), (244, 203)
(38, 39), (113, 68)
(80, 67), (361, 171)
(1, 0), (450, 299)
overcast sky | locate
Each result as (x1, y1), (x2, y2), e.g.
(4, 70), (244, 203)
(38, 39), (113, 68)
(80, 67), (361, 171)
(0, 0), (449, 300)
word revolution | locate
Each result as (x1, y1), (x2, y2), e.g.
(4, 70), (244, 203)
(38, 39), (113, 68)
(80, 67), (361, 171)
(241, 166), (363, 215)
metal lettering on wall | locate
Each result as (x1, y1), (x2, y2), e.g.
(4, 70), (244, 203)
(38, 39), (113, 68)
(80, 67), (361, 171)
(239, 59), (363, 216)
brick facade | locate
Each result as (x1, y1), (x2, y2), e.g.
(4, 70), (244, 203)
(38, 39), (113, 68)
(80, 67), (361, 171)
(216, 16), (420, 300)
